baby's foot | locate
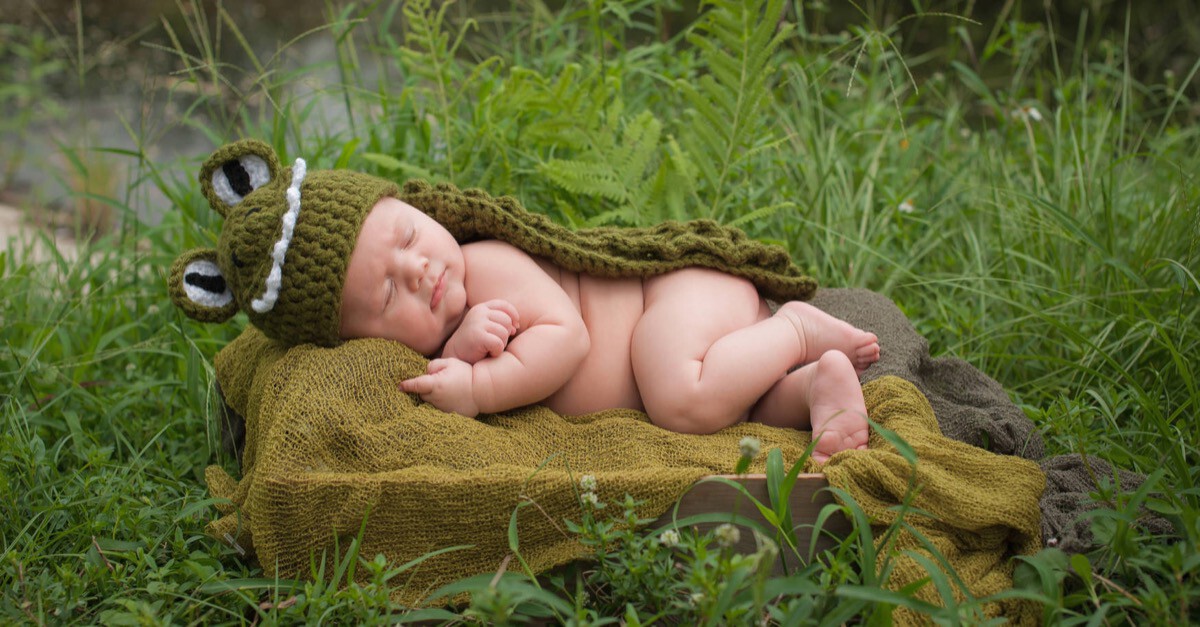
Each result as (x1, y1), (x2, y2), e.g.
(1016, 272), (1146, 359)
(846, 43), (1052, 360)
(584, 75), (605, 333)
(776, 301), (880, 373)
(807, 351), (869, 463)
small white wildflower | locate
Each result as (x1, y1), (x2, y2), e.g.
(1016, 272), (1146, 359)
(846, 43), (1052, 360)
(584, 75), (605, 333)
(659, 528), (681, 548)
(147, 304), (160, 315)
(579, 474), (597, 492)
(959, 127), (972, 139)
(754, 529), (778, 556)
(738, 436), (761, 460)
(581, 491), (599, 507)
(898, 198), (915, 214)
(689, 592), (706, 606)
(753, 530), (779, 568)
(714, 523), (740, 548)
(1010, 105), (1043, 123)
(125, 363), (136, 372)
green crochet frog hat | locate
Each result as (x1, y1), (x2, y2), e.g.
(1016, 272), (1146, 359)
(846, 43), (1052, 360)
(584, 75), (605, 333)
(168, 139), (399, 347)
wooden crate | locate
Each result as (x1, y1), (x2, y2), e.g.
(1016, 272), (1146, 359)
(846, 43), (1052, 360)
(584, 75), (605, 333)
(652, 473), (851, 572)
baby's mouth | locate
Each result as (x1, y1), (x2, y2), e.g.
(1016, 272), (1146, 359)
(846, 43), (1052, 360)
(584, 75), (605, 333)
(430, 270), (445, 310)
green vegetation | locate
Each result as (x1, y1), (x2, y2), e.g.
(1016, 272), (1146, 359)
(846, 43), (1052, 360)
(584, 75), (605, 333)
(2, 0), (1197, 623)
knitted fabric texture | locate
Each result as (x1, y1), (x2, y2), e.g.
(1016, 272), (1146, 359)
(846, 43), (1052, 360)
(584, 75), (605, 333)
(245, 168), (399, 344)
(206, 331), (1044, 623)
(169, 139), (399, 346)
(396, 179), (817, 304)
(1038, 454), (1175, 553)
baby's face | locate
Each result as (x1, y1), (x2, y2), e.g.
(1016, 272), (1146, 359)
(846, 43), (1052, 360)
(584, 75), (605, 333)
(340, 198), (468, 355)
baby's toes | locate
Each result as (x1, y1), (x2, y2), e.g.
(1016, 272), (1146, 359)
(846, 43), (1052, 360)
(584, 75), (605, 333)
(811, 429), (860, 463)
(854, 344), (880, 371)
(844, 423), (869, 450)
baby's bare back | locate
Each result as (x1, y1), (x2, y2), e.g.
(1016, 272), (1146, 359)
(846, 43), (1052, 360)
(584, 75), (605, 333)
(529, 258), (771, 416)
(531, 258), (647, 414)
(459, 241), (769, 416)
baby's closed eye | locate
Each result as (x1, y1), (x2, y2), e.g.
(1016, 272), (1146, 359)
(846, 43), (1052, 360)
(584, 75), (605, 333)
(384, 278), (395, 311)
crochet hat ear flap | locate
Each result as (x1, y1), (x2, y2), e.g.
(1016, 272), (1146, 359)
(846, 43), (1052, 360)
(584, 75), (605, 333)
(199, 139), (282, 217)
(169, 248), (239, 323)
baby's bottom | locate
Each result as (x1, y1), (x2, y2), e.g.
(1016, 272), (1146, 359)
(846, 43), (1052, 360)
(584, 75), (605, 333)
(630, 268), (879, 461)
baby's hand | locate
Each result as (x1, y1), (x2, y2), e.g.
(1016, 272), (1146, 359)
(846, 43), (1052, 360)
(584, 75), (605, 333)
(400, 358), (480, 417)
(442, 299), (520, 364)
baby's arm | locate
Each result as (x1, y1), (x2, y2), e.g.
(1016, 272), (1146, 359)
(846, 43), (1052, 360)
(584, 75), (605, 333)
(401, 241), (589, 416)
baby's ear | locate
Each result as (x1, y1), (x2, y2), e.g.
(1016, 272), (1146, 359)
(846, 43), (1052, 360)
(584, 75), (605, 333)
(169, 248), (239, 322)
(199, 139), (282, 217)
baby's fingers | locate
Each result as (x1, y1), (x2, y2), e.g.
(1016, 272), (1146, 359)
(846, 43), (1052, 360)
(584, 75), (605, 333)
(487, 311), (517, 336)
(485, 299), (520, 331)
(484, 332), (505, 358)
(485, 320), (514, 340)
(401, 359), (452, 393)
(425, 358), (454, 374)
(399, 375), (433, 394)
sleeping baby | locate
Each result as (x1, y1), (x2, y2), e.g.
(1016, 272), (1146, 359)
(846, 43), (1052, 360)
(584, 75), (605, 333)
(170, 140), (879, 461)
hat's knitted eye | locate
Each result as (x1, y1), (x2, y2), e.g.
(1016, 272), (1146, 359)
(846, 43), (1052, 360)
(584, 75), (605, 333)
(211, 154), (271, 207)
(181, 258), (233, 309)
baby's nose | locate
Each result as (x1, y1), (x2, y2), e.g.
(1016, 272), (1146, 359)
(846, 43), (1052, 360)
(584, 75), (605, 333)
(402, 253), (428, 289)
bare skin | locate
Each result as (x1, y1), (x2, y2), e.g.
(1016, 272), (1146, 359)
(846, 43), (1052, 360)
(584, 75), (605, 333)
(340, 199), (881, 461)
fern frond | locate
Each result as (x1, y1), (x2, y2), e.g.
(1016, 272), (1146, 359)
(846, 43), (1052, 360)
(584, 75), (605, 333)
(678, 0), (794, 219)
(647, 136), (699, 223)
(726, 202), (795, 228)
(616, 111), (662, 192)
(537, 107), (677, 226)
(538, 159), (627, 203)
(585, 208), (639, 227)
(398, 0), (484, 182)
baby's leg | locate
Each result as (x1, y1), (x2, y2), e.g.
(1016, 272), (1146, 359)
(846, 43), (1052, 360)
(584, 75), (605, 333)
(774, 301), (880, 373)
(751, 351), (869, 462)
(631, 269), (810, 434)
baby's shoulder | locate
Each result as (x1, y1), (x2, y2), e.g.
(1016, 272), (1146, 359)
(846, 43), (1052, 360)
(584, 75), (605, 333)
(461, 240), (547, 280)
(461, 239), (531, 261)
(461, 240), (573, 307)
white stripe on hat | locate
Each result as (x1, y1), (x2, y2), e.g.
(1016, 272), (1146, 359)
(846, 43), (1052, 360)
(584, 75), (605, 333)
(251, 157), (306, 313)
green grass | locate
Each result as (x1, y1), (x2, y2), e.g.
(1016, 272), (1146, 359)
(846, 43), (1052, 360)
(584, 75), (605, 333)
(2, 0), (1198, 623)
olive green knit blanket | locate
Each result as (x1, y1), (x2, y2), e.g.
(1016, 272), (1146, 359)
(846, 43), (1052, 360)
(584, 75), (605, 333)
(206, 330), (1044, 622)
(395, 179), (817, 302)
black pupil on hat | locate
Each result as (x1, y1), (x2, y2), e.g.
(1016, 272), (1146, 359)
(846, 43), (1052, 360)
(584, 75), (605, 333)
(185, 271), (228, 295)
(222, 161), (253, 197)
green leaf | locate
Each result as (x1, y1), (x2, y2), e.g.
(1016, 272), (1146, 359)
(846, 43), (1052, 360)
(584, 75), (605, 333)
(726, 202), (794, 228)
(868, 419), (917, 465)
(361, 152), (405, 171)
(196, 577), (305, 595)
(393, 608), (462, 623)
(1069, 553), (1094, 589)
(334, 138), (361, 169)
(94, 538), (144, 552)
